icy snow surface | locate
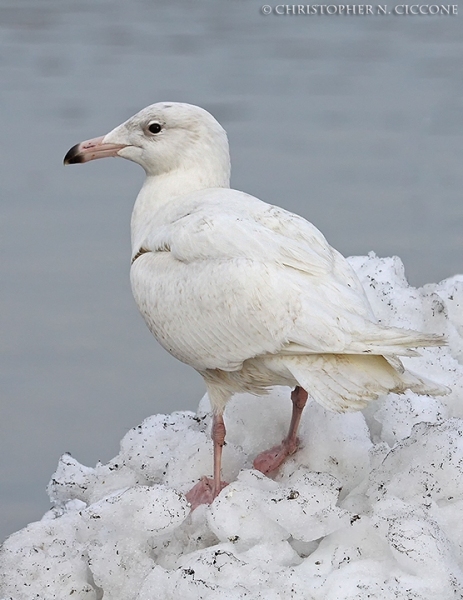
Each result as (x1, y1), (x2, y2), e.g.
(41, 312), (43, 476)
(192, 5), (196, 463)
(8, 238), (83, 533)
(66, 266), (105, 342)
(1, 254), (463, 600)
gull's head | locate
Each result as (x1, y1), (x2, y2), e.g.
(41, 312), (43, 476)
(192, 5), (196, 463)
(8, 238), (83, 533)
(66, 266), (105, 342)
(64, 102), (231, 182)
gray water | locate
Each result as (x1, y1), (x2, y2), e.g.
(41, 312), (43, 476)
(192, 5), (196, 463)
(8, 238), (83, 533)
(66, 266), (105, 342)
(1, 0), (462, 541)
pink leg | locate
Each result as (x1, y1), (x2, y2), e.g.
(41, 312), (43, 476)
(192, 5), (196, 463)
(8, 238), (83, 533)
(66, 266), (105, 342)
(185, 413), (228, 510)
(253, 386), (308, 475)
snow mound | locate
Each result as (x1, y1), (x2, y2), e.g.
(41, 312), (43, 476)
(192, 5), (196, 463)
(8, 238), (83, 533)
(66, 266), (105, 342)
(1, 254), (463, 600)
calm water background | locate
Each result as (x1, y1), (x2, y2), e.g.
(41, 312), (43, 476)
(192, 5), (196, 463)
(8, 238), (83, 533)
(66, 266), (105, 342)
(1, 0), (462, 541)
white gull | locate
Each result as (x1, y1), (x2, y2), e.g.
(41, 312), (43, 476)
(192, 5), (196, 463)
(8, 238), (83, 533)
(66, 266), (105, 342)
(64, 102), (446, 507)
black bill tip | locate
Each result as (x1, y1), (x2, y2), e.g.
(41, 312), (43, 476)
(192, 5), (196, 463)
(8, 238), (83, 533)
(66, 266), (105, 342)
(63, 144), (83, 165)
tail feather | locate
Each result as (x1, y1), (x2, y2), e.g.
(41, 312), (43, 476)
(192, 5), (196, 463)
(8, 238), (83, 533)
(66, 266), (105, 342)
(283, 354), (448, 413)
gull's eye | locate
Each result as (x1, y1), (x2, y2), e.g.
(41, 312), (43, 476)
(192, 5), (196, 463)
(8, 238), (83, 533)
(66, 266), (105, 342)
(147, 122), (162, 134)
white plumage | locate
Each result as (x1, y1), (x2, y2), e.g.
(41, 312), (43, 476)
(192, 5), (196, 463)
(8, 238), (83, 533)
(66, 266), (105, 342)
(64, 102), (446, 507)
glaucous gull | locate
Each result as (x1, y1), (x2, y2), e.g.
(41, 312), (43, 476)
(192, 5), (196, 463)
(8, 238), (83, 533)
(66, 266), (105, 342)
(64, 102), (446, 508)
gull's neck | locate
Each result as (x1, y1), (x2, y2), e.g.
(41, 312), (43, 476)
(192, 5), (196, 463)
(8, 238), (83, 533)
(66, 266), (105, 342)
(131, 164), (230, 253)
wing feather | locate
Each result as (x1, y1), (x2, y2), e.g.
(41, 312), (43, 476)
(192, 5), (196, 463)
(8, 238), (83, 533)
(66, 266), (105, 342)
(131, 189), (443, 371)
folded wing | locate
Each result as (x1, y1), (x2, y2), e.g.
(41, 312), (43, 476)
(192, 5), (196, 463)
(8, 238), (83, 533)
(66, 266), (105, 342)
(131, 189), (444, 372)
